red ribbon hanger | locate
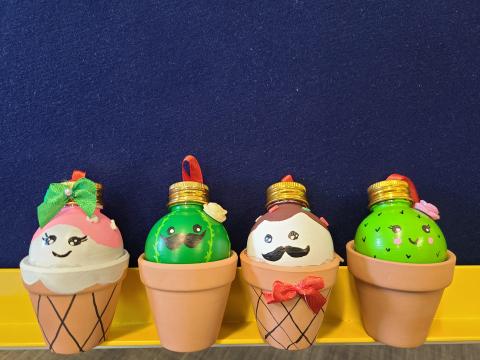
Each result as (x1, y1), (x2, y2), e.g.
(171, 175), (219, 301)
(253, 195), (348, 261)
(71, 170), (86, 181)
(182, 155), (204, 183)
(387, 173), (420, 204)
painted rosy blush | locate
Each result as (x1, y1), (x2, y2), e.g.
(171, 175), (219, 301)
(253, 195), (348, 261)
(393, 238), (402, 245)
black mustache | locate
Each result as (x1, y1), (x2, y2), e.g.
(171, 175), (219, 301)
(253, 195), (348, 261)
(262, 245), (310, 262)
(161, 230), (206, 250)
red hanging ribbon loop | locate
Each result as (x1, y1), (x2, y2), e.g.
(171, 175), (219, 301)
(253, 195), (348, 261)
(182, 155), (204, 183)
(71, 170), (86, 181)
(281, 174), (294, 182)
(387, 173), (420, 204)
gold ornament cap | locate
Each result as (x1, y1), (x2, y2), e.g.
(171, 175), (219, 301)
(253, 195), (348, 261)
(266, 175), (309, 209)
(367, 179), (412, 208)
(168, 181), (209, 206)
(62, 170), (103, 207)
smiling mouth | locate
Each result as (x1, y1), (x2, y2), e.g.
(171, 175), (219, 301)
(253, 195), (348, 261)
(408, 237), (419, 245)
(52, 251), (72, 258)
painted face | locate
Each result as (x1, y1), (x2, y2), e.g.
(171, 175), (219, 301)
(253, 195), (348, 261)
(144, 205), (230, 264)
(29, 224), (123, 268)
(247, 212), (334, 266)
(354, 205), (448, 263)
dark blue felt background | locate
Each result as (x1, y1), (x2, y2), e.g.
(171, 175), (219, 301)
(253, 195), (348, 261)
(1, 1), (479, 267)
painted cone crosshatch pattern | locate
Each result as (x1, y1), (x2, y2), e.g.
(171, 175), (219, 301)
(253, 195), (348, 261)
(248, 284), (332, 350)
(242, 175), (340, 350)
(20, 170), (129, 354)
(25, 280), (123, 354)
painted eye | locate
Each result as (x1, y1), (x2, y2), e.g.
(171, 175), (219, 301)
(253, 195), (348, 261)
(288, 231), (299, 240)
(422, 225), (431, 233)
(68, 236), (87, 246)
(389, 225), (402, 233)
(167, 226), (175, 235)
(264, 234), (272, 243)
(193, 224), (202, 233)
(42, 233), (56, 245)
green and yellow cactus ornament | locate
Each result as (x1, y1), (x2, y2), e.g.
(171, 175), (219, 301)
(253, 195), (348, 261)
(144, 155), (231, 264)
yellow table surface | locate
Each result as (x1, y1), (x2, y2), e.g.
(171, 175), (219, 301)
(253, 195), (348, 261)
(1, 266), (479, 348)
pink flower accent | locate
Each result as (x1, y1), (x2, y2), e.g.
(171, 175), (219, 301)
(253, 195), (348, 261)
(318, 217), (329, 227)
(414, 200), (440, 220)
(393, 238), (402, 245)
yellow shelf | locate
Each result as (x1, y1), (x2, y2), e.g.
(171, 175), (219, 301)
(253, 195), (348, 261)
(1, 266), (479, 348)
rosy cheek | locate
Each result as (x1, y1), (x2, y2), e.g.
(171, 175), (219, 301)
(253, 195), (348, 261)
(428, 237), (434, 245)
(393, 238), (402, 245)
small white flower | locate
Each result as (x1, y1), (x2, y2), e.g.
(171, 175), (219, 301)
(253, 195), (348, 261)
(110, 219), (118, 230)
(86, 215), (99, 223)
(203, 202), (227, 223)
(64, 188), (72, 197)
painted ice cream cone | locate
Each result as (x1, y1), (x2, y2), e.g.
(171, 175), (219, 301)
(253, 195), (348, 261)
(20, 171), (129, 354)
(241, 175), (340, 350)
(140, 156), (236, 352)
(241, 250), (340, 350)
(348, 175), (456, 348)
(23, 271), (126, 354)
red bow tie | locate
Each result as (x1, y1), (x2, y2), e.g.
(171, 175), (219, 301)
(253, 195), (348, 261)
(262, 276), (327, 314)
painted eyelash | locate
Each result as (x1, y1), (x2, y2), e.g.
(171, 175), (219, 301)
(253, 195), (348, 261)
(68, 235), (88, 246)
(42, 233), (57, 245)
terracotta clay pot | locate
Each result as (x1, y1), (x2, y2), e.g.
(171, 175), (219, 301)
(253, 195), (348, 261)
(346, 240), (456, 348)
(23, 271), (126, 354)
(240, 250), (341, 350)
(138, 251), (238, 352)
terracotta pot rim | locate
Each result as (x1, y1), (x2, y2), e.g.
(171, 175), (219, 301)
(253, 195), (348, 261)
(138, 251), (238, 291)
(240, 249), (340, 290)
(346, 240), (456, 292)
(346, 240), (455, 268)
(20, 250), (129, 275)
(240, 249), (341, 273)
(23, 269), (127, 296)
(138, 250), (237, 271)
